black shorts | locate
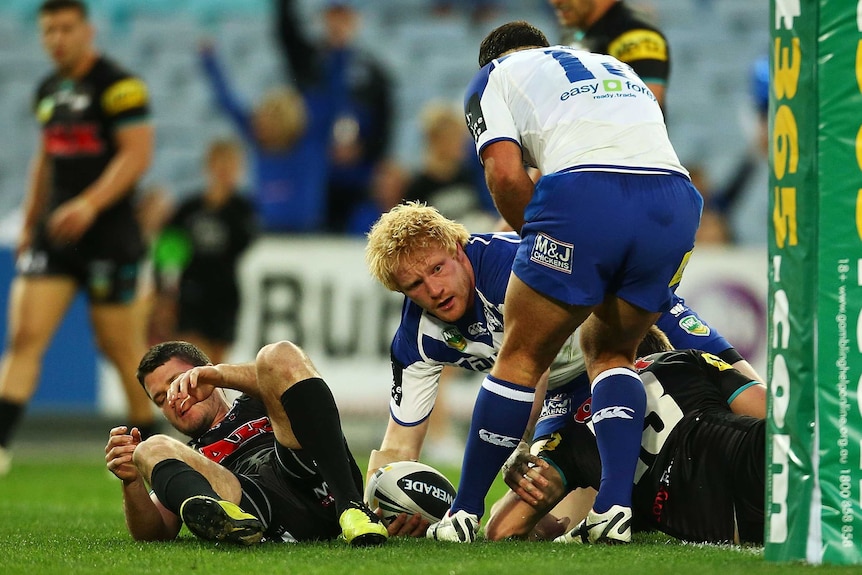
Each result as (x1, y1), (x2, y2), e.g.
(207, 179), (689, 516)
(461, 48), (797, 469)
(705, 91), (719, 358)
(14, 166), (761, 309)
(18, 246), (141, 305)
(20, 219), (144, 304)
(176, 284), (237, 343)
(540, 412), (764, 544)
(236, 443), (362, 542)
(635, 413), (765, 543)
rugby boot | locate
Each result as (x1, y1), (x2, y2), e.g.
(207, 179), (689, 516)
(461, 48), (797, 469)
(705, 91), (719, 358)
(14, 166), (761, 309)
(179, 495), (264, 545)
(553, 504), (632, 544)
(426, 509), (480, 543)
(339, 501), (388, 546)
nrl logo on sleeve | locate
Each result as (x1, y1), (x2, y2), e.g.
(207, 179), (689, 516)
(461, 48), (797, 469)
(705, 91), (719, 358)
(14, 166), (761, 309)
(442, 327), (467, 351)
(530, 233), (573, 274)
(678, 315), (710, 336)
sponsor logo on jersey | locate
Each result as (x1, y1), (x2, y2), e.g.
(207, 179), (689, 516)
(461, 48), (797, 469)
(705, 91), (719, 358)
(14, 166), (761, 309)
(668, 303), (686, 317)
(16, 249), (48, 275)
(634, 357), (654, 371)
(652, 485), (669, 521)
(530, 233), (573, 274)
(701, 352), (733, 371)
(400, 479), (455, 505)
(478, 429), (519, 448)
(534, 432), (562, 453)
(198, 416), (273, 464)
(102, 77), (148, 115)
(44, 123), (104, 156)
(652, 459), (673, 521)
(608, 29), (668, 64)
(36, 96), (55, 123)
(88, 259), (114, 300)
(679, 315), (710, 336)
(391, 360), (403, 405)
(669, 249), (692, 287)
(467, 322), (488, 337)
(539, 395), (571, 420)
(560, 78), (655, 102)
(574, 397), (593, 423)
(465, 94), (486, 142)
(591, 405), (635, 424)
(442, 326), (468, 351)
(483, 307), (503, 332)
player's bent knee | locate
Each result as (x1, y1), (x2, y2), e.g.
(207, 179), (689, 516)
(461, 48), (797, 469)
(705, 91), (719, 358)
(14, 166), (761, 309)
(256, 341), (306, 379)
(133, 434), (183, 467)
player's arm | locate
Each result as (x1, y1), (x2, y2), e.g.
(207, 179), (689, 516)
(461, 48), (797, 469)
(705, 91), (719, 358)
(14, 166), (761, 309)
(485, 459), (568, 541)
(728, 380), (766, 419)
(657, 296), (765, 384)
(167, 362), (257, 413)
(18, 139), (51, 256)
(106, 426), (180, 541)
(367, 416), (429, 483)
(700, 351), (766, 419)
(84, 121), (153, 212)
(121, 481), (182, 541)
(729, 358), (764, 385)
(481, 140), (534, 234)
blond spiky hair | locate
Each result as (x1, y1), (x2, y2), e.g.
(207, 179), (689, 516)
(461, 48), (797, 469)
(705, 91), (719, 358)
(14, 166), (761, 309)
(366, 201), (470, 292)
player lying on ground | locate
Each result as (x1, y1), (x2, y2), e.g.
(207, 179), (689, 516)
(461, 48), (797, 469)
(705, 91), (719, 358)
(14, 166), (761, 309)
(104, 340), (387, 546)
(485, 327), (765, 544)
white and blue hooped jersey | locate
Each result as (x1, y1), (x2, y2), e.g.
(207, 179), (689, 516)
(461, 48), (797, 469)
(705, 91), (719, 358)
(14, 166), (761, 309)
(464, 46), (687, 177)
(389, 233), (587, 426)
(388, 233), (736, 427)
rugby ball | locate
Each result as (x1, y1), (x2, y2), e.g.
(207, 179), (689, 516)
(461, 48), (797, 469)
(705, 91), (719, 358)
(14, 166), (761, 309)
(364, 461), (456, 525)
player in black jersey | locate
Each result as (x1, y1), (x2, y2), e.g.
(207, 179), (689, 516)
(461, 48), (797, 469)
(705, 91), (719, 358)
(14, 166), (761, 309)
(0, 0), (156, 475)
(548, 0), (670, 107)
(485, 327), (765, 544)
(105, 340), (387, 546)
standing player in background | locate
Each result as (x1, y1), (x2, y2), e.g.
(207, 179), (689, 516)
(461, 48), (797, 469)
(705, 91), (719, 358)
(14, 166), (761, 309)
(0, 0), (156, 475)
(276, 0), (394, 233)
(426, 21), (702, 544)
(152, 139), (259, 366)
(548, 0), (670, 107)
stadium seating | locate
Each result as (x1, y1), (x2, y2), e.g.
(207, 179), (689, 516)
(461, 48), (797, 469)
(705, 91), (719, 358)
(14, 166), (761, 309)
(0, 0), (767, 221)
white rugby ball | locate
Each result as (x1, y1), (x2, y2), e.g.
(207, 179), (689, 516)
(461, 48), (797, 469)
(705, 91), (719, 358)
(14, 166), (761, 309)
(364, 461), (456, 525)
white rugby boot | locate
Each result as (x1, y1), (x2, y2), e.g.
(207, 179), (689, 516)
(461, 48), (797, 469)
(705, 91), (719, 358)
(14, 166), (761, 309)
(426, 509), (479, 542)
(553, 505), (632, 544)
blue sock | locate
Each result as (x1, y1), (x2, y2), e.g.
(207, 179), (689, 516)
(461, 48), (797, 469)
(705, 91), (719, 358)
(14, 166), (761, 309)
(451, 375), (534, 518)
(590, 368), (646, 514)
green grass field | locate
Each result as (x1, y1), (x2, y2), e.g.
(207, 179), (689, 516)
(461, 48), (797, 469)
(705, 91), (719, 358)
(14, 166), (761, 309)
(0, 450), (857, 575)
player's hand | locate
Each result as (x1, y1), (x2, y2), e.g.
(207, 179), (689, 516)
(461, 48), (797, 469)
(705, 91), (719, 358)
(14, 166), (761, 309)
(501, 440), (549, 506)
(383, 511), (430, 538)
(47, 196), (98, 244)
(167, 365), (219, 415)
(105, 426), (143, 484)
(531, 513), (571, 541)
